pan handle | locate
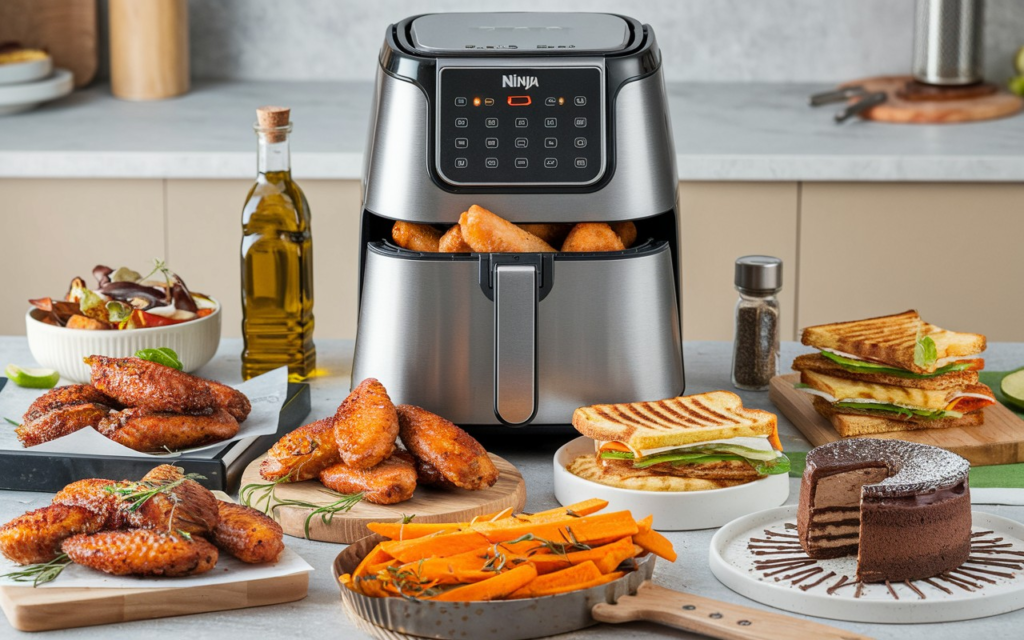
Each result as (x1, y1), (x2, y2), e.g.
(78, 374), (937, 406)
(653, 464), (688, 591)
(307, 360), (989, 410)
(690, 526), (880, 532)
(591, 581), (873, 640)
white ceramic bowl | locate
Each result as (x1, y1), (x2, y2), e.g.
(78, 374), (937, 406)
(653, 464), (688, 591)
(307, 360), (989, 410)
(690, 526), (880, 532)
(553, 436), (790, 531)
(0, 57), (52, 86)
(25, 301), (222, 383)
(0, 67), (73, 115)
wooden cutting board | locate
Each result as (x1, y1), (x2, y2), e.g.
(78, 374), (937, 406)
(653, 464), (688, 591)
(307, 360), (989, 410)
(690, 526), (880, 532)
(770, 373), (1024, 466)
(0, 0), (98, 87)
(844, 75), (1022, 124)
(0, 493), (309, 632)
(239, 453), (527, 543)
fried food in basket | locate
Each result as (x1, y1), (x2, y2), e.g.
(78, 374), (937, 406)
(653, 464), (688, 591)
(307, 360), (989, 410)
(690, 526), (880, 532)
(397, 404), (499, 491)
(561, 223), (626, 252)
(212, 501), (285, 564)
(518, 223), (572, 247)
(319, 451), (418, 505)
(334, 378), (399, 470)
(611, 221), (637, 248)
(63, 529), (219, 577)
(438, 222), (474, 252)
(459, 205), (556, 253)
(341, 501), (676, 601)
(392, 221), (443, 252)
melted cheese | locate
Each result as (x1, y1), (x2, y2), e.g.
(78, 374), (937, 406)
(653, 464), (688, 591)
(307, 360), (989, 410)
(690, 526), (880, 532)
(800, 372), (990, 412)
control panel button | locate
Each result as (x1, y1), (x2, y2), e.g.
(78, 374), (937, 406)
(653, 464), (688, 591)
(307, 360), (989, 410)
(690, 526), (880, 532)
(574, 96), (587, 106)
(515, 117), (528, 128)
(544, 137), (558, 149)
(574, 117), (587, 128)
(455, 97), (468, 107)
(515, 158), (529, 169)
(485, 117), (499, 128)
(544, 158), (558, 168)
(574, 137), (588, 149)
(485, 137), (499, 149)
(544, 97), (557, 106)
(544, 117), (557, 128)
(455, 137), (469, 149)
(574, 158), (588, 168)
(455, 157), (468, 169)
(484, 98), (495, 106)
(455, 117), (469, 128)
(485, 157), (499, 169)
(514, 137), (528, 148)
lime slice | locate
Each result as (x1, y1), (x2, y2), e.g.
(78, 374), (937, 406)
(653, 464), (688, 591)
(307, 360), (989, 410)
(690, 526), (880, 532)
(1016, 46), (1024, 75)
(1002, 369), (1024, 411)
(5, 364), (60, 389)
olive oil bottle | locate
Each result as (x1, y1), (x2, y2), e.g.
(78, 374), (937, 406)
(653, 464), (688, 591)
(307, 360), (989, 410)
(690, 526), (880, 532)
(241, 106), (315, 381)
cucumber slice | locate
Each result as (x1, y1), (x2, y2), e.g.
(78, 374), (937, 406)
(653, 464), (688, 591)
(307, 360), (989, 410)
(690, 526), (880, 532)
(1001, 369), (1024, 411)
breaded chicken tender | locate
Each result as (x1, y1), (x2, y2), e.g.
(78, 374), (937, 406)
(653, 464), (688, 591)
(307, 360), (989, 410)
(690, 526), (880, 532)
(561, 223), (626, 252)
(333, 378), (399, 470)
(52, 478), (130, 530)
(392, 221), (443, 252)
(16, 402), (113, 447)
(125, 465), (219, 536)
(397, 404), (499, 491)
(438, 223), (474, 252)
(97, 407), (239, 452)
(319, 451), (417, 505)
(63, 529), (218, 577)
(0, 504), (105, 564)
(259, 417), (339, 482)
(459, 205), (556, 253)
(212, 501), (284, 564)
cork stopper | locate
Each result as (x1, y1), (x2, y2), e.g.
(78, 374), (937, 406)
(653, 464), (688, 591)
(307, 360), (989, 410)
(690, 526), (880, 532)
(256, 106), (290, 142)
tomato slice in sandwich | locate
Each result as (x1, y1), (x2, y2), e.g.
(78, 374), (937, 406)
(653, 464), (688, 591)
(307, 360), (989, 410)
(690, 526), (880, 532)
(945, 396), (996, 414)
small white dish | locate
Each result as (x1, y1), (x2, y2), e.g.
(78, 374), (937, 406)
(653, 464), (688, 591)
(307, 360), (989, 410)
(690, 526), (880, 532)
(0, 67), (72, 115)
(25, 300), (222, 383)
(0, 56), (52, 86)
(552, 436), (790, 531)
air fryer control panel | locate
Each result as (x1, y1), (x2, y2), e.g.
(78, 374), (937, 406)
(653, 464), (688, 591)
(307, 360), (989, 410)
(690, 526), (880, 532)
(436, 66), (605, 187)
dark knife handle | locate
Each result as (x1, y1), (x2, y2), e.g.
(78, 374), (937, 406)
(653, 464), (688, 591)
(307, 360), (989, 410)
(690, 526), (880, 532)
(834, 92), (888, 123)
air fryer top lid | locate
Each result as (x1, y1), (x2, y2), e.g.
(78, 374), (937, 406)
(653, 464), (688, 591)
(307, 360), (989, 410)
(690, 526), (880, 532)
(408, 12), (632, 54)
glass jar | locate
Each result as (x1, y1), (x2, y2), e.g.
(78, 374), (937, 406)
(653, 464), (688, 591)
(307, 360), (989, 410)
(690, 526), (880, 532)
(731, 256), (782, 391)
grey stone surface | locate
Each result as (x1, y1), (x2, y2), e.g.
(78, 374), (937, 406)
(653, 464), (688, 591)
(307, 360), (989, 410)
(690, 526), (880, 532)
(1, 336), (1023, 638)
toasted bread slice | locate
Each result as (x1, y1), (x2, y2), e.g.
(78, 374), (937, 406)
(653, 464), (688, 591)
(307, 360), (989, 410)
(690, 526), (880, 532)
(571, 391), (777, 451)
(792, 353), (982, 390)
(801, 310), (986, 374)
(568, 454), (755, 492)
(811, 397), (985, 436)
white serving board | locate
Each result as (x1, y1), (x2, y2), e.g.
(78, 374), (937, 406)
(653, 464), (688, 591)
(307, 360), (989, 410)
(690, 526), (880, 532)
(709, 505), (1024, 624)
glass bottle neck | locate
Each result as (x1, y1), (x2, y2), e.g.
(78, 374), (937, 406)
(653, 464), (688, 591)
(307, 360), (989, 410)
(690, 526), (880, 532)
(256, 131), (291, 176)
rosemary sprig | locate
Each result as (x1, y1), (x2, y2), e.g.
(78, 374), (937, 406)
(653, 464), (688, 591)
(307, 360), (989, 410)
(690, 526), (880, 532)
(383, 564), (446, 600)
(239, 474), (363, 539)
(4, 417), (19, 427)
(104, 472), (206, 512)
(0, 554), (72, 587)
(239, 473), (293, 515)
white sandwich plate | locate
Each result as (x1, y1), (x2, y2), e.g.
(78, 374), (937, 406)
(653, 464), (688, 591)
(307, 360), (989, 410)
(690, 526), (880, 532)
(0, 68), (72, 115)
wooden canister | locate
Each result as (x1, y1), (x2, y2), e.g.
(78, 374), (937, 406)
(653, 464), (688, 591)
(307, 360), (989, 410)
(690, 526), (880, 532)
(109, 0), (189, 100)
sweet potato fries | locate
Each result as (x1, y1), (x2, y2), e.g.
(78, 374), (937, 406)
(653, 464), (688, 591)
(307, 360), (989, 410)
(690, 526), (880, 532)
(339, 499), (675, 601)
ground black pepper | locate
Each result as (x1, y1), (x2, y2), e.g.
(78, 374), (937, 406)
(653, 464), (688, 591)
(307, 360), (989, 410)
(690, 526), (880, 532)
(733, 303), (779, 389)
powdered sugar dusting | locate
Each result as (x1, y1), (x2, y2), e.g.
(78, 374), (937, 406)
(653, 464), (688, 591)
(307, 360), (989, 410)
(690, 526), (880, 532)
(806, 439), (970, 498)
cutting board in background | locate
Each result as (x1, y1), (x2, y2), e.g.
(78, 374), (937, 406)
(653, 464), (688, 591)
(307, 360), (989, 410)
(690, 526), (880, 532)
(770, 373), (1024, 466)
(0, 0), (97, 87)
(845, 75), (1023, 124)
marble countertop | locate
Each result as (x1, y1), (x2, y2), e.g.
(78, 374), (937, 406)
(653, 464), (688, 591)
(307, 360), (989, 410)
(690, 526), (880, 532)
(2, 81), (1023, 181)
(2, 337), (1023, 639)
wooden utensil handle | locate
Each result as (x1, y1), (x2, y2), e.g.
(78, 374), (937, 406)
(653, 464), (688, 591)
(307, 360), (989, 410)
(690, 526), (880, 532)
(591, 581), (873, 640)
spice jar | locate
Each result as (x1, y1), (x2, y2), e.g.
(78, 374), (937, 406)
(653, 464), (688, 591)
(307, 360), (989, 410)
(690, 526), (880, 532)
(732, 256), (782, 391)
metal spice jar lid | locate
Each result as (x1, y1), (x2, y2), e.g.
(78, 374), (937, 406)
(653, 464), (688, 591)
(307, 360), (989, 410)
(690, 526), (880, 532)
(735, 255), (782, 294)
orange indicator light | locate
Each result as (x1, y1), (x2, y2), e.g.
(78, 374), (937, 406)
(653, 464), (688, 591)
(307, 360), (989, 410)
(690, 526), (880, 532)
(507, 95), (532, 106)
(473, 97), (481, 106)
(558, 97), (565, 105)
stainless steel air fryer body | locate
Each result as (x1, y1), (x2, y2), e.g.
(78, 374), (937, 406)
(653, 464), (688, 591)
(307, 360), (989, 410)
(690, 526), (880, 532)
(353, 12), (683, 426)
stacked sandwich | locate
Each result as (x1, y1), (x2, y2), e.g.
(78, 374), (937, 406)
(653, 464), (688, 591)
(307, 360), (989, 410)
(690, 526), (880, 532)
(569, 391), (789, 491)
(794, 310), (995, 436)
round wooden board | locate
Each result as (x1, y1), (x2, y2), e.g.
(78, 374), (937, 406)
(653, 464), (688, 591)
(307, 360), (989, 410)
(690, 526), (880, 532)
(239, 454), (527, 543)
(843, 75), (1023, 123)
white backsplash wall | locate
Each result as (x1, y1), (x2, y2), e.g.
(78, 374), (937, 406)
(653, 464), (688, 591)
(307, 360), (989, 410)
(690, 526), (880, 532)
(96, 0), (1023, 84)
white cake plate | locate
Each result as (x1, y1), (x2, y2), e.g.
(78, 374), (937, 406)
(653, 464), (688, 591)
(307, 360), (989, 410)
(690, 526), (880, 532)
(709, 505), (1024, 624)
(553, 436), (789, 531)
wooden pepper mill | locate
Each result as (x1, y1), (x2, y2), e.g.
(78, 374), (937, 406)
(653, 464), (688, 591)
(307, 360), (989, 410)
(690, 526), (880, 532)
(109, 0), (189, 100)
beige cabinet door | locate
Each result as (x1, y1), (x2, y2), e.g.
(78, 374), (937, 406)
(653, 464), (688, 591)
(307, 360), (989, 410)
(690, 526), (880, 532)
(678, 182), (799, 341)
(799, 183), (1024, 341)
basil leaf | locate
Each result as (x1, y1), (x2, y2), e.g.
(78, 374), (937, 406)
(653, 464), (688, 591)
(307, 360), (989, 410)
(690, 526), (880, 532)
(833, 401), (962, 420)
(914, 334), (938, 368)
(134, 347), (183, 370)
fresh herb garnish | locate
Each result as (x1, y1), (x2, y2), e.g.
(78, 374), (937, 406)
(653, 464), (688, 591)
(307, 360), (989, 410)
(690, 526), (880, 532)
(0, 553), (72, 587)
(134, 347), (183, 371)
(914, 334), (938, 368)
(240, 474), (363, 539)
(3, 417), (19, 427)
(104, 472), (206, 512)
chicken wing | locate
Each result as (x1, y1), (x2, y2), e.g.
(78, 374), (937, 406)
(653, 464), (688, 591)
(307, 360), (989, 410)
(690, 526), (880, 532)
(333, 378), (398, 470)
(124, 465), (220, 536)
(97, 407), (239, 452)
(63, 529), (218, 577)
(319, 451), (417, 505)
(52, 478), (130, 530)
(518, 223), (572, 247)
(459, 205), (556, 253)
(16, 402), (114, 447)
(438, 223), (474, 253)
(211, 501), (284, 564)
(260, 417), (340, 482)
(414, 458), (456, 490)
(397, 404), (499, 490)
(206, 379), (251, 422)
(0, 504), (105, 565)
(22, 384), (119, 422)
(561, 223), (626, 252)
(85, 355), (216, 414)
(392, 221), (443, 252)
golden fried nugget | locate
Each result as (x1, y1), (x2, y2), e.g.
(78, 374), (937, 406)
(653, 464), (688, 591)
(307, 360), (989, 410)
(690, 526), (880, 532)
(439, 223), (474, 252)
(86, 356), (217, 414)
(333, 378), (399, 470)
(63, 530), (218, 577)
(125, 465), (220, 536)
(397, 404), (499, 490)
(16, 402), (113, 447)
(259, 417), (339, 482)
(23, 384), (119, 422)
(518, 223), (572, 247)
(459, 205), (556, 253)
(212, 501), (284, 564)
(52, 478), (130, 530)
(319, 451), (417, 505)
(392, 221), (443, 252)
(611, 221), (637, 248)
(561, 223), (626, 252)
(97, 407), (239, 452)
(0, 504), (105, 565)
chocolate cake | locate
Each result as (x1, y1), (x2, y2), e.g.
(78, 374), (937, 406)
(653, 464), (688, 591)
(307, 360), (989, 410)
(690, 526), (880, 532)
(797, 439), (971, 583)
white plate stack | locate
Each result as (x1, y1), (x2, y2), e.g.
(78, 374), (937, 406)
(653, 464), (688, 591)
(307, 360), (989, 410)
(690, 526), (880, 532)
(0, 55), (73, 115)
